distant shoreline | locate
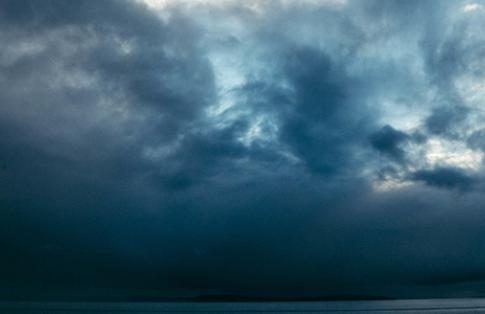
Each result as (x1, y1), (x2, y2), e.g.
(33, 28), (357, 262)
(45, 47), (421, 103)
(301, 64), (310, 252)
(0, 294), (395, 303)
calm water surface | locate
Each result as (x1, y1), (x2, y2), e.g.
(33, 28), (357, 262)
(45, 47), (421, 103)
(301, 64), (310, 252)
(2, 299), (485, 313)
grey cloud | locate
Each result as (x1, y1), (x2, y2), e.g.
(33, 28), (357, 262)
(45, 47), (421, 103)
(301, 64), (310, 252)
(2, 0), (485, 301)
(467, 128), (485, 151)
(425, 106), (469, 136)
(369, 125), (409, 163)
(236, 46), (376, 177)
(279, 48), (372, 175)
(0, 0), (220, 298)
(411, 167), (477, 191)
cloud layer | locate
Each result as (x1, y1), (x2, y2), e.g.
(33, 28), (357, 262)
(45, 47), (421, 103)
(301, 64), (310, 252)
(2, 0), (485, 299)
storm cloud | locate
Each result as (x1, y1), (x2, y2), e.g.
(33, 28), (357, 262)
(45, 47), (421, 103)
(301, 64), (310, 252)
(2, 0), (485, 300)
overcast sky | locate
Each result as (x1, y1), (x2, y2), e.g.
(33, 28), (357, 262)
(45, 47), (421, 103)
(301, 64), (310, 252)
(2, 0), (485, 300)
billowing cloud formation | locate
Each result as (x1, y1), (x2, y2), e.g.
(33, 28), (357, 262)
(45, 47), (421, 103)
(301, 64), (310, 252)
(2, 0), (485, 300)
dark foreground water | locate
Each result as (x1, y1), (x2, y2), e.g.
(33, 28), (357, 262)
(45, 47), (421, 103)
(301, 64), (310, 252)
(2, 299), (485, 313)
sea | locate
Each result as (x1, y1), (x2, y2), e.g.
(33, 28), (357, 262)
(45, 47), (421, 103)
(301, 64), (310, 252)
(2, 299), (485, 313)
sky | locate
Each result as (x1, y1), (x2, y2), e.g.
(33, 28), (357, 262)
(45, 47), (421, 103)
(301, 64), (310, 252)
(2, 0), (485, 300)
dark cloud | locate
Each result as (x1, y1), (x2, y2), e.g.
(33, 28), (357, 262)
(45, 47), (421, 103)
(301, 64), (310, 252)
(425, 106), (469, 136)
(276, 47), (373, 176)
(1, 0), (485, 301)
(369, 125), (409, 163)
(411, 167), (477, 191)
(467, 128), (485, 151)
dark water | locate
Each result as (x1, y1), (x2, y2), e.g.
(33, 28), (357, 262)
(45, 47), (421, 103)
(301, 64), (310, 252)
(2, 299), (485, 313)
